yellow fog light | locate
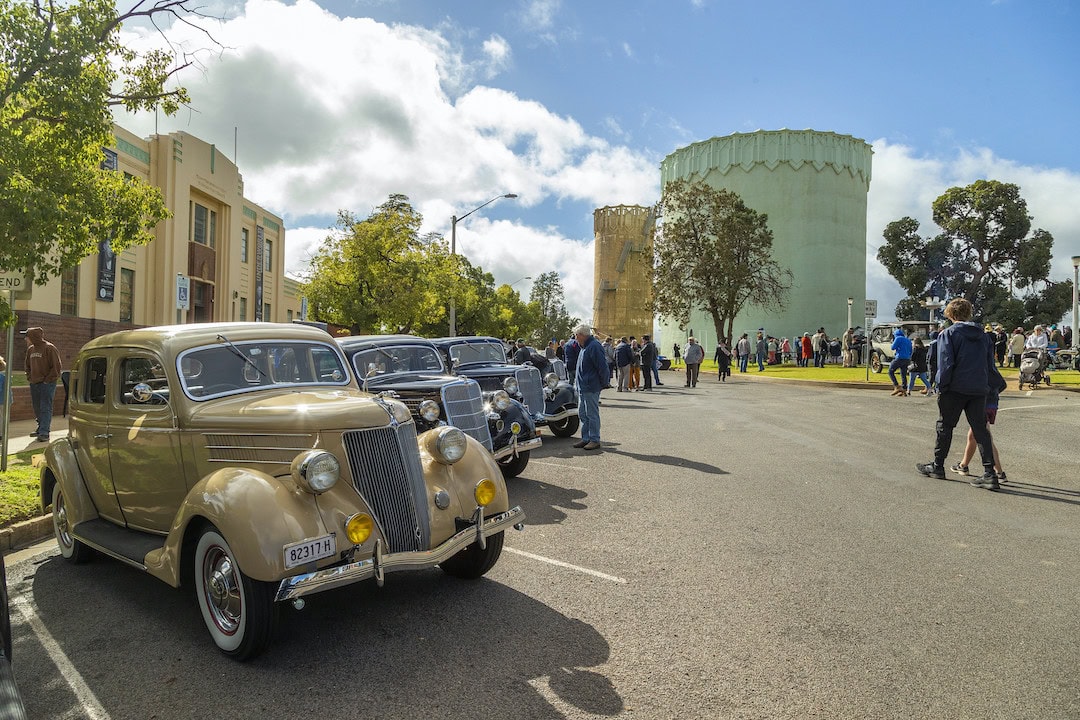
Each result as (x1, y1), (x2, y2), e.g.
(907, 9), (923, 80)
(345, 513), (373, 544)
(474, 478), (497, 507)
(510, 421), (522, 435)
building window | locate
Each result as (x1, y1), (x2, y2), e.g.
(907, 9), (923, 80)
(287, 309), (293, 321)
(263, 303), (271, 321)
(240, 228), (249, 263)
(239, 297), (247, 321)
(192, 204), (216, 248)
(119, 268), (134, 323)
(264, 239), (273, 272)
(60, 267), (78, 317)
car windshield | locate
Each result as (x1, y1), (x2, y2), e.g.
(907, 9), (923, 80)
(352, 345), (445, 377)
(177, 340), (349, 400)
(450, 342), (507, 366)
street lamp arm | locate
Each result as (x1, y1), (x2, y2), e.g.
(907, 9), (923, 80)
(455, 193), (518, 225)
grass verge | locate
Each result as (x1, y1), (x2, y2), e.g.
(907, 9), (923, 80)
(1, 448), (42, 527)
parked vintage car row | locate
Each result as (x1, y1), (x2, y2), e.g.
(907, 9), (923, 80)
(38, 323), (529, 660)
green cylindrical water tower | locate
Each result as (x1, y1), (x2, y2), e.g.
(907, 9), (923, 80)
(657, 129), (872, 354)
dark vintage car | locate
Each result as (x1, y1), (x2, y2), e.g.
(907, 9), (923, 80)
(430, 336), (580, 438)
(337, 335), (541, 478)
(1, 555), (28, 720)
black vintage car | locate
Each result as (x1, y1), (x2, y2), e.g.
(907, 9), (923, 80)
(430, 336), (580, 438)
(1, 554), (28, 720)
(338, 335), (541, 478)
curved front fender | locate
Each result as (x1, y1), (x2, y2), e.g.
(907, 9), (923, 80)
(545, 386), (577, 414)
(40, 439), (98, 524)
(146, 467), (327, 586)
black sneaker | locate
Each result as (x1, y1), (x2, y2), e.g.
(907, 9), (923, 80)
(916, 462), (945, 479)
(970, 473), (1000, 491)
(949, 462), (970, 476)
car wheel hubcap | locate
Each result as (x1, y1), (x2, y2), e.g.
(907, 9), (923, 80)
(203, 547), (241, 634)
(55, 494), (72, 548)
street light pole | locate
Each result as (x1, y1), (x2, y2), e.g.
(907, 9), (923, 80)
(1072, 256), (1080, 349)
(449, 193), (518, 337)
(846, 297), (853, 331)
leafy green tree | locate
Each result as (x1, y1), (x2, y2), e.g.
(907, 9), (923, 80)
(878, 180), (1069, 323)
(529, 271), (579, 345)
(305, 195), (457, 334)
(652, 179), (791, 343)
(0, 0), (206, 324)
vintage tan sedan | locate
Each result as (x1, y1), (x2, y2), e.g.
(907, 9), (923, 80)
(39, 323), (524, 660)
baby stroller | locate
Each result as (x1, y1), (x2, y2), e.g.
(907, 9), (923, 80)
(1017, 348), (1051, 389)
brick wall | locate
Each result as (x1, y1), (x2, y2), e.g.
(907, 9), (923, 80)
(5, 384), (67, 423)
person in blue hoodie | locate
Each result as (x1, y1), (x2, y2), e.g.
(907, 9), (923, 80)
(916, 298), (1001, 490)
(572, 324), (608, 451)
(888, 328), (913, 396)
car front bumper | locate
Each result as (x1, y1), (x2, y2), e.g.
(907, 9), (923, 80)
(274, 506), (526, 602)
(537, 406), (578, 423)
(491, 434), (543, 461)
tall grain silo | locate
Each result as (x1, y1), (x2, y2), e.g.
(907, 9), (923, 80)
(593, 205), (655, 340)
(657, 129), (872, 355)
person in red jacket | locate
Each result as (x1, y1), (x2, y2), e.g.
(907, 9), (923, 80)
(800, 333), (813, 368)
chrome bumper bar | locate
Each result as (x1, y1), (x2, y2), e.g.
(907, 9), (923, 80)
(275, 506), (526, 602)
(538, 407), (578, 423)
(491, 435), (543, 461)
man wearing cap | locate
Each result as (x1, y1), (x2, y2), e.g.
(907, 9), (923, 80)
(23, 326), (62, 443)
(683, 337), (704, 387)
(572, 324), (607, 450)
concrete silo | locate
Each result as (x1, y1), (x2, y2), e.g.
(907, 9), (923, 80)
(593, 205), (655, 340)
(657, 129), (872, 354)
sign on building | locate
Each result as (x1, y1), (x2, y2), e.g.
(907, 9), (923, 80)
(97, 239), (115, 302)
(254, 226), (265, 321)
(176, 274), (190, 311)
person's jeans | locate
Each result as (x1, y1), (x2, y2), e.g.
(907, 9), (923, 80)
(933, 391), (993, 472)
(756, 351), (765, 371)
(738, 354), (749, 372)
(578, 390), (601, 442)
(887, 358), (909, 389)
(651, 360), (661, 384)
(30, 381), (57, 436)
(908, 372), (930, 391)
(685, 363), (701, 387)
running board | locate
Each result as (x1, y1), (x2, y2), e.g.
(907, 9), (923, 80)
(72, 519), (165, 571)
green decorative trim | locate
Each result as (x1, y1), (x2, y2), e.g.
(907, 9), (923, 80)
(243, 207), (258, 220)
(261, 217), (280, 232)
(115, 137), (150, 164)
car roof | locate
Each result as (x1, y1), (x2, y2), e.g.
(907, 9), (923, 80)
(337, 334), (435, 348)
(429, 336), (502, 344)
(78, 322), (336, 357)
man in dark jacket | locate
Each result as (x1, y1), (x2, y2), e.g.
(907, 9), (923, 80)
(639, 335), (657, 390)
(572, 325), (607, 450)
(564, 337), (580, 384)
(916, 298), (1000, 489)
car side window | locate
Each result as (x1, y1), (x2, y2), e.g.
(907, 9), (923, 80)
(119, 357), (169, 405)
(83, 357), (107, 404)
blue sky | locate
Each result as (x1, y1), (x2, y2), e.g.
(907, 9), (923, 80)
(116, 0), (1080, 325)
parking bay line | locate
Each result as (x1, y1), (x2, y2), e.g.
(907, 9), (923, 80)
(12, 596), (112, 720)
(530, 460), (587, 471)
(998, 404), (1055, 412)
(505, 547), (627, 584)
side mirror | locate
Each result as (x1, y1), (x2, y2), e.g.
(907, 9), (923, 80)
(131, 383), (156, 404)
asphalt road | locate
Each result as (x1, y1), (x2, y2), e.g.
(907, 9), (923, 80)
(6, 373), (1080, 719)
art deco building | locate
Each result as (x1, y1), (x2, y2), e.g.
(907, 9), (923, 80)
(11, 124), (302, 368)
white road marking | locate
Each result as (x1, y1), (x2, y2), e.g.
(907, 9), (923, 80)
(530, 460), (587, 471)
(506, 547), (627, 584)
(12, 596), (112, 720)
(998, 404), (1055, 412)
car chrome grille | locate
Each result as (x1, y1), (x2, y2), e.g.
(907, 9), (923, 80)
(516, 367), (545, 416)
(342, 423), (429, 552)
(442, 380), (492, 451)
(551, 358), (567, 381)
(204, 434), (316, 464)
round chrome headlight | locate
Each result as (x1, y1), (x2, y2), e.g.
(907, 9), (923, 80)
(502, 376), (519, 395)
(544, 372), (559, 389)
(418, 399), (440, 423)
(492, 390), (512, 411)
(386, 399), (412, 424)
(291, 451), (340, 494)
(435, 426), (468, 464)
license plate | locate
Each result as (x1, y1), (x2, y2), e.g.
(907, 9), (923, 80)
(283, 534), (337, 569)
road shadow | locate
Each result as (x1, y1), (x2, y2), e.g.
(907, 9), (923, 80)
(994, 482), (1080, 507)
(508, 475), (589, 525)
(602, 447), (729, 476)
(21, 554), (623, 719)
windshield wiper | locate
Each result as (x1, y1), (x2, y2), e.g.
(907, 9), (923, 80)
(217, 334), (271, 381)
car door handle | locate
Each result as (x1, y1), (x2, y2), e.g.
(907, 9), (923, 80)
(94, 433), (113, 439)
